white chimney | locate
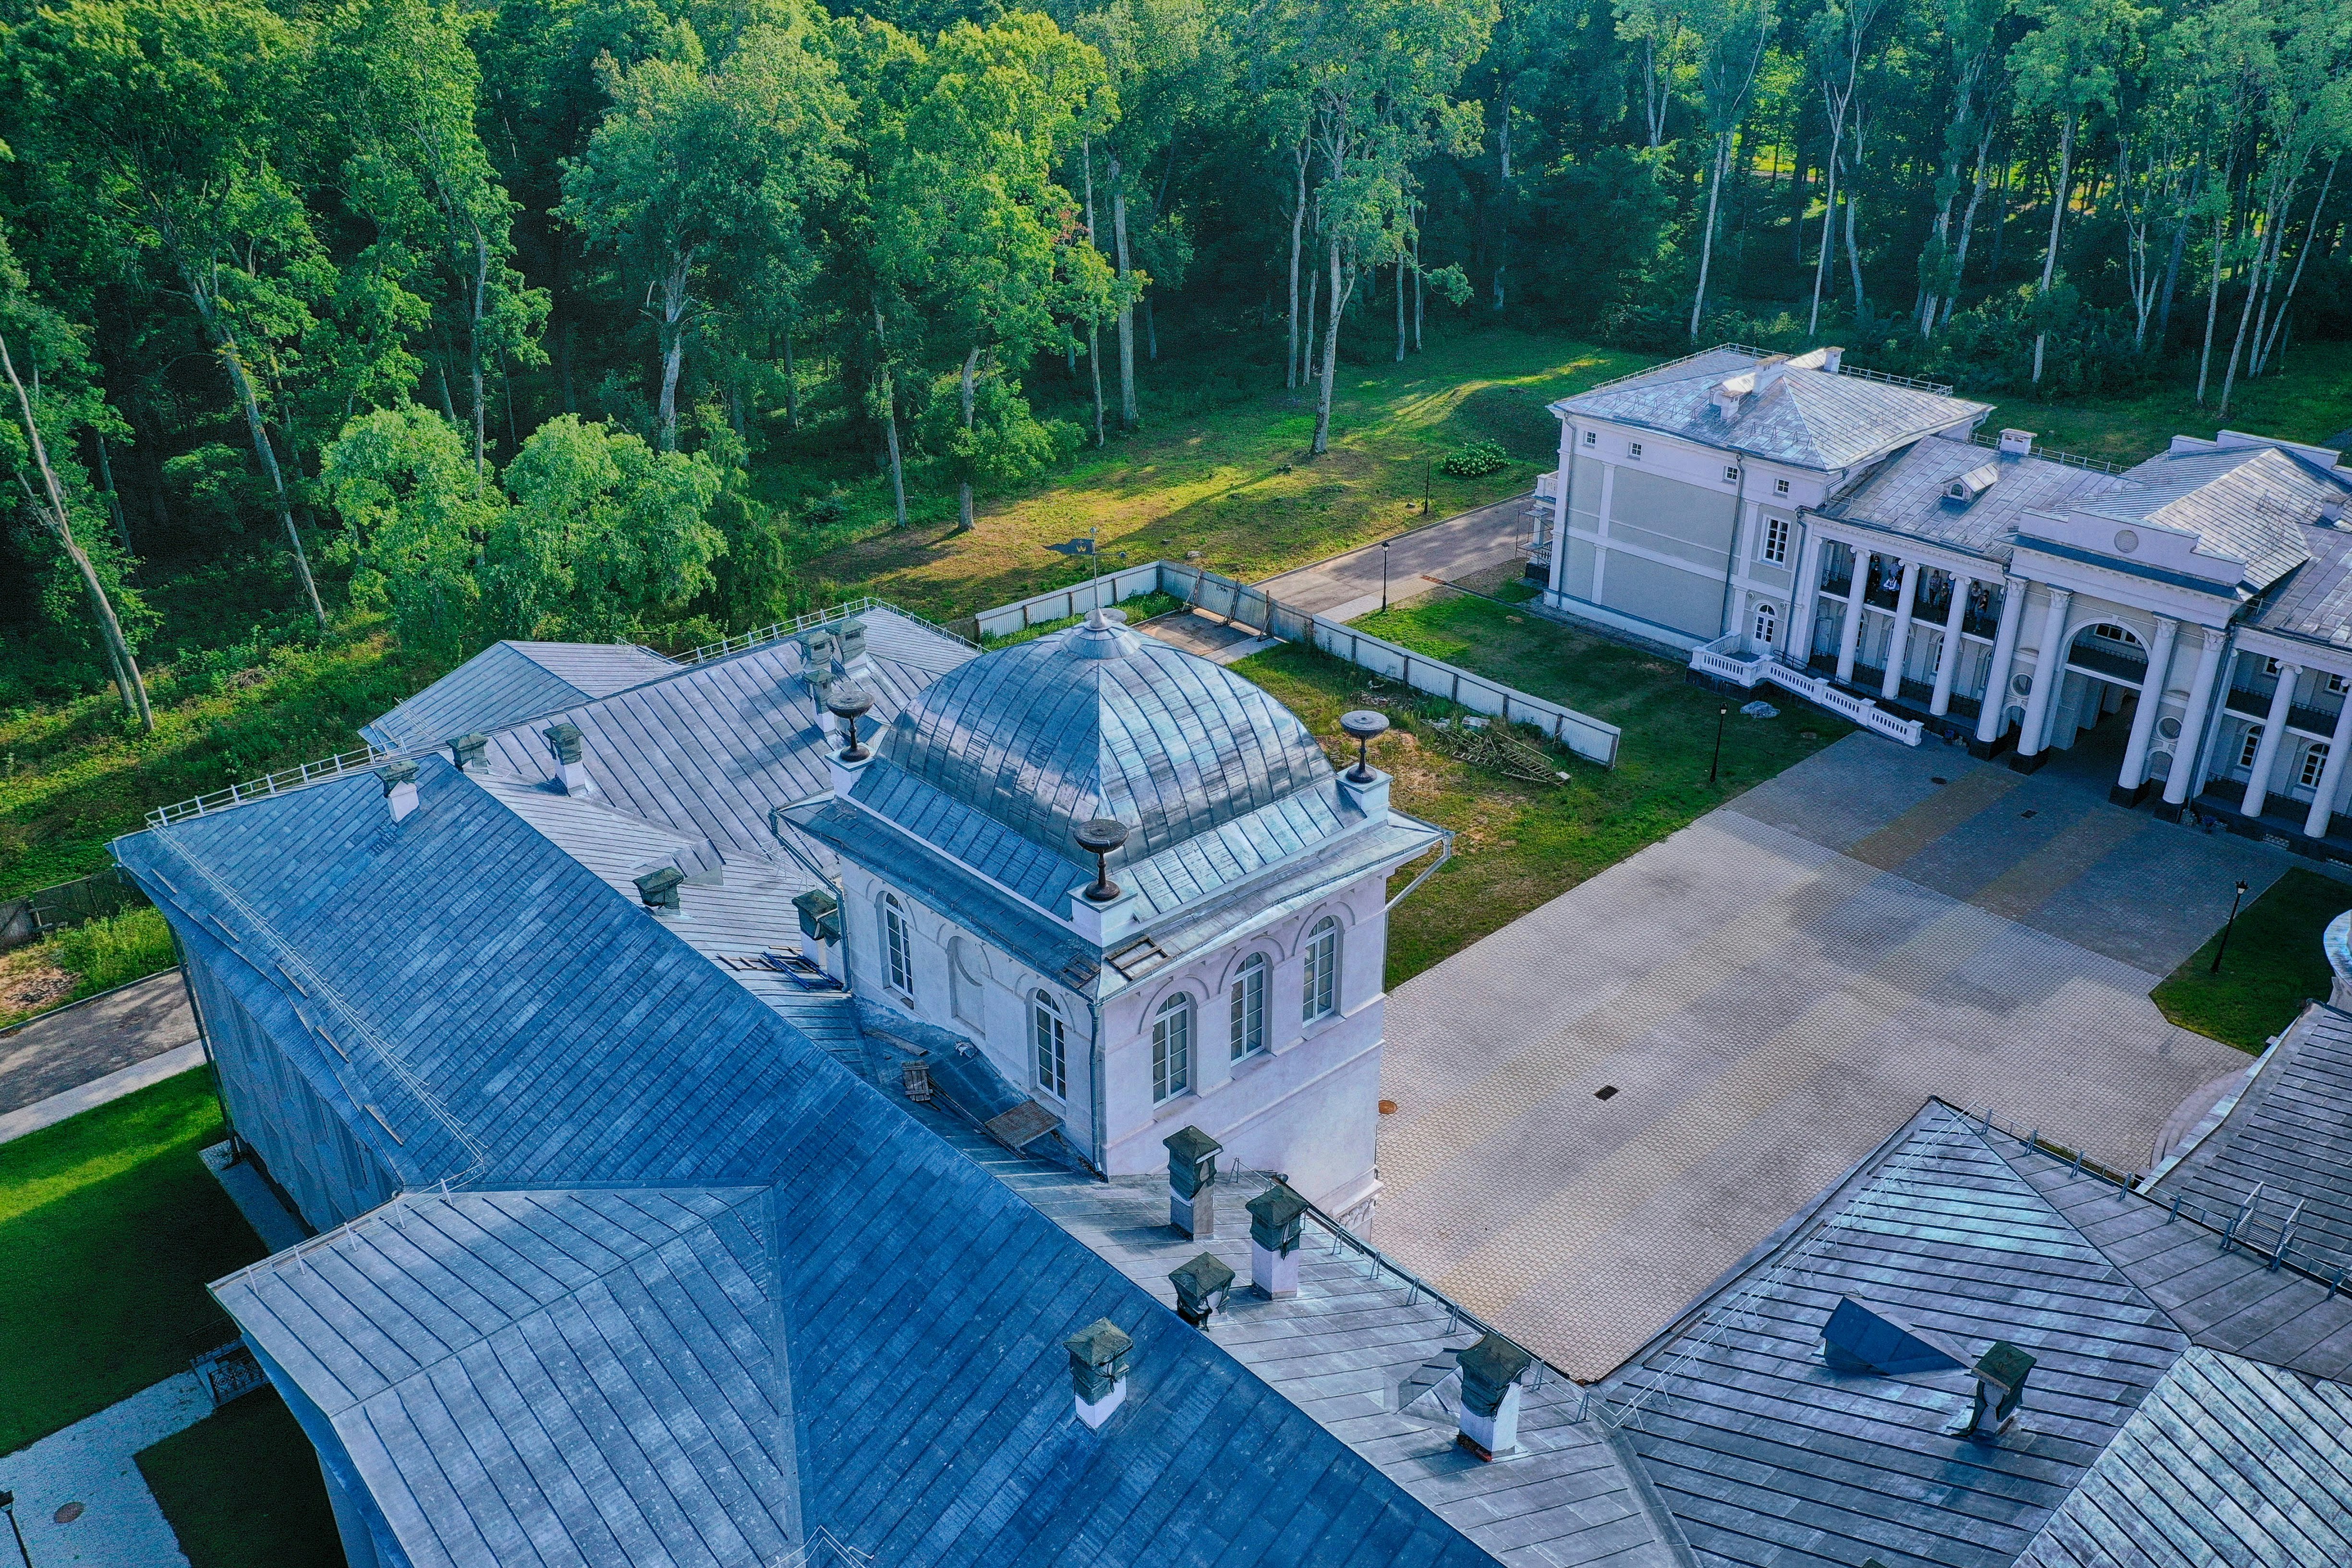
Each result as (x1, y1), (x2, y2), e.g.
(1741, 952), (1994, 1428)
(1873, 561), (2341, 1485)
(1065, 1319), (1131, 1430)
(543, 722), (591, 796)
(1246, 1183), (1307, 1299)
(1820, 345), (1843, 372)
(380, 759), (420, 823)
(1998, 428), (2035, 458)
(1455, 1334), (1535, 1461)
(1165, 1126), (1221, 1239)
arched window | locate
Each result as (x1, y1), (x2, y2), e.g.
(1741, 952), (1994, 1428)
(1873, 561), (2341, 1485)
(1753, 602), (1779, 645)
(1302, 917), (1340, 1023)
(1032, 991), (1067, 1100)
(2303, 742), (2330, 790)
(1229, 954), (1268, 1061)
(1152, 994), (1193, 1102)
(883, 894), (913, 998)
(2240, 726), (2265, 771)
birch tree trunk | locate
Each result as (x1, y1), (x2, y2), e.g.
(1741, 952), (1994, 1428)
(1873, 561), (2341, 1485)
(2255, 157), (2335, 376)
(957, 344), (980, 532)
(1111, 152), (1137, 429)
(1313, 240), (1345, 455)
(1688, 131), (1730, 340)
(1809, 99), (1845, 334)
(93, 431), (130, 551)
(655, 249), (692, 452)
(1302, 264), (1319, 393)
(1285, 140), (1308, 390)
(1939, 122), (1998, 331)
(873, 303), (906, 528)
(2032, 115), (2077, 386)
(1089, 322), (1105, 446)
(468, 219), (489, 490)
(184, 277), (326, 627)
(2, 331), (152, 730)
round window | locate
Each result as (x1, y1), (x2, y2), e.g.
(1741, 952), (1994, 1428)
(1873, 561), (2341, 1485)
(2011, 673), (2033, 697)
(2113, 528), (2140, 554)
(2156, 715), (2182, 741)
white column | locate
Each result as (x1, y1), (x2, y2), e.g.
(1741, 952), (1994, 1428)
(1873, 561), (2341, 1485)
(1928, 573), (1973, 717)
(1789, 530), (1827, 662)
(1834, 546), (1868, 684)
(2015, 586), (2074, 758)
(2305, 684), (2352, 839)
(2242, 662), (2302, 821)
(1974, 580), (2028, 745)
(2116, 616), (2180, 791)
(1881, 559), (1922, 701)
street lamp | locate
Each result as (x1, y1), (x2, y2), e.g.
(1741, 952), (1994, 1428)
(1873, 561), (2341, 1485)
(0, 1489), (29, 1568)
(1709, 705), (1729, 785)
(2209, 878), (2251, 975)
(1423, 459), (1433, 516)
(1381, 539), (1391, 612)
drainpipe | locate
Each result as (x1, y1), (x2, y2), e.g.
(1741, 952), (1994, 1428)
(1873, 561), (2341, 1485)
(1717, 461), (1750, 641)
(1088, 992), (1108, 1178)
(161, 910), (238, 1159)
(769, 802), (855, 996)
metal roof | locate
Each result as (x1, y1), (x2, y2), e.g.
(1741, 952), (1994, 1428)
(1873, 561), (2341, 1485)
(1825, 436), (2122, 557)
(2252, 524), (2352, 648)
(1555, 349), (1990, 472)
(877, 615), (1336, 863)
(2080, 444), (2349, 591)
(361, 640), (681, 750)
(2012, 1346), (2352, 1568)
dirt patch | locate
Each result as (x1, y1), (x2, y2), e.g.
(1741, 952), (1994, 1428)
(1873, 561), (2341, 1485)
(0, 950), (77, 1024)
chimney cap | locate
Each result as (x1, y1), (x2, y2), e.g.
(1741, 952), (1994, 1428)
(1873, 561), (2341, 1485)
(451, 733), (489, 769)
(1065, 1317), (1133, 1373)
(1170, 1252), (1236, 1312)
(1247, 1182), (1309, 1232)
(1164, 1125), (1222, 1164)
(634, 865), (686, 910)
(1457, 1333), (1535, 1398)
(378, 758), (419, 791)
(1974, 1340), (2035, 1394)
(544, 722), (584, 764)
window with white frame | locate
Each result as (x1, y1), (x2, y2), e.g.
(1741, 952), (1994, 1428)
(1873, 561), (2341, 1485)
(1582, 429), (1597, 448)
(1229, 954), (1268, 1061)
(2240, 726), (2265, 770)
(1152, 994), (1193, 1101)
(1302, 917), (1341, 1022)
(883, 894), (914, 998)
(1627, 441), (1643, 460)
(1032, 990), (1067, 1099)
(1760, 515), (1790, 564)
(1774, 477), (1791, 496)
(1753, 602), (1779, 644)
(2329, 672), (2349, 695)
(1723, 465), (1740, 484)
(2304, 743), (2330, 790)
(2264, 656), (2283, 676)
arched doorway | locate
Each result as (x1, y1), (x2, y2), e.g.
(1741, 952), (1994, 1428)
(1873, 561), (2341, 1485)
(2049, 621), (2149, 765)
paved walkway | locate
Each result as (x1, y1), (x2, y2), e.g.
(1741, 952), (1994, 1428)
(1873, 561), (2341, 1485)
(1373, 732), (2297, 1381)
(1255, 491), (1534, 620)
(0, 1375), (207, 1568)
(0, 970), (194, 1116)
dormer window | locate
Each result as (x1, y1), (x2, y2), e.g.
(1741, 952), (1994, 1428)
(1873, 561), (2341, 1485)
(1944, 462), (2000, 507)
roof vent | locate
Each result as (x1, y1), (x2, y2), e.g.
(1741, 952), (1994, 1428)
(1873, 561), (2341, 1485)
(379, 759), (420, 823)
(1065, 1318), (1132, 1430)
(1998, 427), (2035, 458)
(634, 865), (685, 915)
(543, 722), (590, 796)
(1165, 1125), (1222, 1239)
(450, 733), (489, 773)
(837, 616), (870, 673)
(1821, 1296), (1967, 1375)
(794, 887), (841, 946)
(1168, 1252), (1235, 1328)
(1455, 1333), (1535, 1461)
(1246, 1182), (1309, 1299)
(2320, 493), (2349, 525)
(1820, 345), (1843, 372)
(1953, 1341), (2035, 1442)
(1944, 462), (2001, 508)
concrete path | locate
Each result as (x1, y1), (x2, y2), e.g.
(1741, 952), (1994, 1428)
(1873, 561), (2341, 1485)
(1256, 491), (1535, 620)
(0, 1375), (207, 1568)
(1372, 731), (2286, 1382)
(0, 1040), (207, 1146)
(0, 970), (194, 1116)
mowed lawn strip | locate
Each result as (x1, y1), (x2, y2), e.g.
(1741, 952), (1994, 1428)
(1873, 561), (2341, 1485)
(139, 1388), (343, 1568)
(1233, 590), (1847, 985)
(2151, 866), (2347, 1052)
(0, 1067), (267, 1454)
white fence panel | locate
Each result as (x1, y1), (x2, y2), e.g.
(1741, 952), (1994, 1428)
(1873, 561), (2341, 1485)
(973, 563), (1166, 639)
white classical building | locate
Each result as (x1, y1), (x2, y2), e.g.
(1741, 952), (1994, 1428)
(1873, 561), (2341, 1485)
(1541, 346), (2352, 843)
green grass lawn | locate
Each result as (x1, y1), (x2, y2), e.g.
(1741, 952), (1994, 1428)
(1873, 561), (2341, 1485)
(138, 1388), (343, 1568)
(0, 905), (181, 1031)
(795, 326), (1650, 622)
(2150, 867), (2346, 1053)
(1235, 586), (1849, 985)
(1985, 340), (2352, 467)
(0, 1067), (267, 1454)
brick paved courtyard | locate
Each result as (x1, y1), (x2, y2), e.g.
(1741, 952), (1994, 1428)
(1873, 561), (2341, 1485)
(1372, 731), (2320, 1380)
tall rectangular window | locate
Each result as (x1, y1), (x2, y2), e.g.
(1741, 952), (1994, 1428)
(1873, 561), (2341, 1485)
(1032, 993), (1067, 1100)
(1302, 919), (1340, 1022)
(1761, 516), (1791, 564)
(2240, 727), (2265, 770)
(1152, 996), (1193, 1102)
(1230, 955), (1268, 1060)
(884, 897), (913, 998)
(2304, 743), (2329, 790)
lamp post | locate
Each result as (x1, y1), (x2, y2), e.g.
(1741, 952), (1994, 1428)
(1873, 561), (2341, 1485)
(2210, 879), (2251, 975)
(0, 1489), (29, 1568)
(1709, 705), (1729, 785)
(1381, 539), (1391, 612)
(1423, 460), (1432, 516)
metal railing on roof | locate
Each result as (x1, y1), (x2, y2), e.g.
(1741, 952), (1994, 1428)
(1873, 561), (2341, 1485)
(147, 744), (400, 829)
(1834, 364), (1956, 396)
(1967, 430), (2122, 475)
(671, 595), (979, 665)
(1579, 343), (1767, 397)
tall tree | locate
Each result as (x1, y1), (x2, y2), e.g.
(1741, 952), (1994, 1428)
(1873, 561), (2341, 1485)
(1685, 0), (1776, 339)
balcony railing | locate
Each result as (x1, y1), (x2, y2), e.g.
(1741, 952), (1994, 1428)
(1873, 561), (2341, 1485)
(2067, 644), (2149, 684)
(1962, 609), (2000, 639)
(2224, 686), (2344, 736)
(1822, 572), (1853, 597)
(1862, 582), (1901, 611)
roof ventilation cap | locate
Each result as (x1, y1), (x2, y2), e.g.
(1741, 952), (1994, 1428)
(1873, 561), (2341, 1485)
(379, 759), (420, 823)
(634, 865), (685, 915)
(2319, 492), (2349, 525)
(1455, 1333), (1535, 1461)
(450, 733), (489, 773)
(1821, 1296), (1967, 1375)
(1952, 1341), (2036, 1443)
(1998, 427), (2035, 458)
(1065, 1318), (1132, 1430)
(1169, 1252), (1235, 1327)
(543, 722), (591, 796)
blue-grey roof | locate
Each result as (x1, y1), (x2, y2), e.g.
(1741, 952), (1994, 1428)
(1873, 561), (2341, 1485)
(1825, 436), (2120, 557)
(1596, 1103), (2188, 1568)
(120, 759), (1503, 1568)
(2252, 523), (2352, 649)
(2083, 443), (2351, 593)
(362, 640), (681, 750)
(2151, 1003), (2352, 1269)
(2013, 1346), (2352, 1568)
(876, 615), (1335, 864)
(1555, 348), (1989, 472)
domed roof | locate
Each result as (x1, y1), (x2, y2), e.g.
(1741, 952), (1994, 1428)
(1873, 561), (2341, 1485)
(877, 612), (1335, 862)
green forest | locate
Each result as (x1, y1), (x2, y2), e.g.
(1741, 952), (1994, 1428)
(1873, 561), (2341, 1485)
(0, 0), (2348, 806)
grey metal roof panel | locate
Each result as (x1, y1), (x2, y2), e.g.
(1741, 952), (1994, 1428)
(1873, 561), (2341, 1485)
(362, 641), (681, 750)
(1594, 1103), (2188, 1568)
(2012, 1347), (2352, 1568)
(1826, 436), (2122, 555)
(2084, 445), (2350, 591)
(2152, 1005), (2352, 1262)
(2252, 525), (2352, 647)
(1557, 353), (1989, 472)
